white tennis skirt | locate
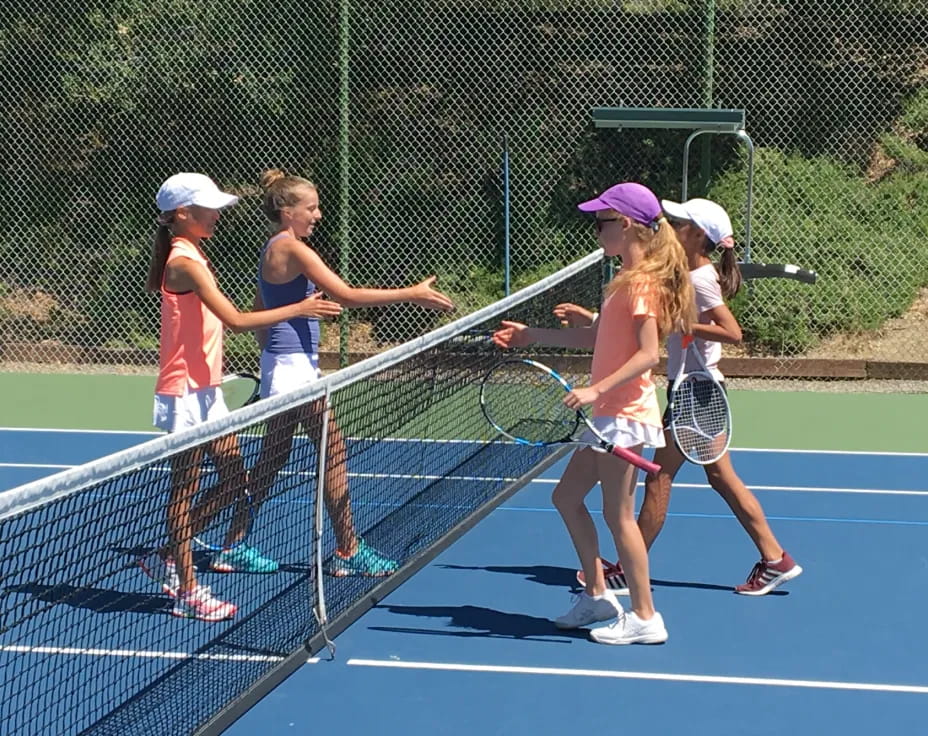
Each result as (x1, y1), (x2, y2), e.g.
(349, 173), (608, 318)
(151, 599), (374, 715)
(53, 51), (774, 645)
(153, 386), (229, 433)
(575, 415), (666, 453)
(260, 351), (321, 399)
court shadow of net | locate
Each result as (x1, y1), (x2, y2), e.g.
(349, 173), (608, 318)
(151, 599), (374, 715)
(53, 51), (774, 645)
(368, 603), (588, 643)
(5, 583), (172, 615)
(73, 571), (318, 736)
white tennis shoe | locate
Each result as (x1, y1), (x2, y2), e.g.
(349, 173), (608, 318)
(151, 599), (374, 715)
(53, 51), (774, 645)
(554, 590), (622, 629)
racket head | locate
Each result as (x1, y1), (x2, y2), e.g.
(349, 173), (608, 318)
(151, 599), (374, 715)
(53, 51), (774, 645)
(669, 371), (732, 465)
(221, 372), (261, 411)
(480, 358), (581, 445)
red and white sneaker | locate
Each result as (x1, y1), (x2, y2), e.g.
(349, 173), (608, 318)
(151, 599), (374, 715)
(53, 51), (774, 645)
(576, 560), (629, 595)
(171, 585), (237, 621)
(735, 552), (803, 596)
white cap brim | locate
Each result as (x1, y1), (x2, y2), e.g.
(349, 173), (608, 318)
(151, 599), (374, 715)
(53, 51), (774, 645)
(191, 191), (239, 209)
(660, 199), (692, 222)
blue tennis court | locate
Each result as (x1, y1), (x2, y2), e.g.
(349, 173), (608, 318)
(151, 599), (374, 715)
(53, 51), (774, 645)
(2, 427), (926, 736)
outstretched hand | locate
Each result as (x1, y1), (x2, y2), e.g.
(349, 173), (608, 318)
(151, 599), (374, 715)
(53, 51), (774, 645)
(492, 320), (532, 349)
(553, 302), (595, 328)
(409, 276), (455, 312)
(298, 292), (343, 319)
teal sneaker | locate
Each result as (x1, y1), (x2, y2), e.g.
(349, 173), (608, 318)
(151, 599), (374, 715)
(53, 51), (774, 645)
(211, 544), (279, 574)
(325, 539), (399, 577)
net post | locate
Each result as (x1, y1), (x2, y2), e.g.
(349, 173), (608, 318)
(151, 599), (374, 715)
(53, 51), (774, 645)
(312, 388), (334, 654)
(503, 131), (511, 296)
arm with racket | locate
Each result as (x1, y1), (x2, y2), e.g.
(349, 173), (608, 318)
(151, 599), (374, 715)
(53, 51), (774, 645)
(490, 319), (661, 474)
(667, 335), (732, 465)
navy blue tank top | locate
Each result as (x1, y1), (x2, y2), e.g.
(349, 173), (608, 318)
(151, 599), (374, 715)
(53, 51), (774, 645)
(257, 233), (320, 360)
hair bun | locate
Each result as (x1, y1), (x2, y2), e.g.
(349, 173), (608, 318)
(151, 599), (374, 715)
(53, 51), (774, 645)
(260, 168), (287, 190)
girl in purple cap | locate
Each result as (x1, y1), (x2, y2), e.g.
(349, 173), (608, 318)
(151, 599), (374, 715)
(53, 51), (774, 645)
(493, 182), (695, 644)
(560, 197), (802, 596)
(142, 173), (341, 621)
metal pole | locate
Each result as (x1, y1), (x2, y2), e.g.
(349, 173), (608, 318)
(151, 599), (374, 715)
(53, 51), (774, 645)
(311, 389), (335, 657)
(337, 0), (351, 368)
(699, 0), (716, 194)
(685, 129), (756, 264)
(736, 130), (756, 263)
(502, 133), (511, 296)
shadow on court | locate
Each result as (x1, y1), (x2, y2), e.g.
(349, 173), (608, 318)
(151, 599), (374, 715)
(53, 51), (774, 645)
(6, 583), (172, 615)
(436, 563), (781, 596)
(370, 603), (588, 642)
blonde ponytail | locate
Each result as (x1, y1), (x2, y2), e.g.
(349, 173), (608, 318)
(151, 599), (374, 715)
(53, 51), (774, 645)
(605, 219), (696, 338)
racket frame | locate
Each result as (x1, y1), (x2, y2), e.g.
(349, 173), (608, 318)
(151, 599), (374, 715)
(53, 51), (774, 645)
(668, 335), (732, 465)
(480, 358), (661, 474)
(192, 486), (255, 552)
(221, 372), (261, 410)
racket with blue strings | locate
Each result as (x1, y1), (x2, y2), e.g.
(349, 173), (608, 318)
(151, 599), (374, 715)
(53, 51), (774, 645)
(480, 358), (661, 474)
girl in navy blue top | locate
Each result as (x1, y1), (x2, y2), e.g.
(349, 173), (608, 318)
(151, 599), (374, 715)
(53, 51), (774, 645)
(222, 169), (454, 576)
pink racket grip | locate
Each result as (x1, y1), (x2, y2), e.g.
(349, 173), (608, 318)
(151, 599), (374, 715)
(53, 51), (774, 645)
(610, 445), (661, 475)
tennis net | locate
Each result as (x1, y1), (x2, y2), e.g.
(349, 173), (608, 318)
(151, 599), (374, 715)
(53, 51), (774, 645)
(0, 249), (606, 736)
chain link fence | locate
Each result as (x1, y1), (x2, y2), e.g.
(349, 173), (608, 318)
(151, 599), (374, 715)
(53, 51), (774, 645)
(1, 1), (926, 387)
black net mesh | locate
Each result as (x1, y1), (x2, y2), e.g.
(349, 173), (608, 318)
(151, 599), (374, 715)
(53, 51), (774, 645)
(0, 250), (605, 736)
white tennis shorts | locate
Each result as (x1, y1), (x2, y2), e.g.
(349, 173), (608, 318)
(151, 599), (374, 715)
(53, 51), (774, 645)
(260, 351), (321, 398)
(576, 415), (666, 453)
(153, 385), (229, 433)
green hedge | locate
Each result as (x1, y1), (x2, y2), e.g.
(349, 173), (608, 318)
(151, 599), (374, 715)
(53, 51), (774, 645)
(710, 143), (928, 354)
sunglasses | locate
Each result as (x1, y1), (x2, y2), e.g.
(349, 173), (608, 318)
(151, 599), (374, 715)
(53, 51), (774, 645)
(594, 217), (622, 233)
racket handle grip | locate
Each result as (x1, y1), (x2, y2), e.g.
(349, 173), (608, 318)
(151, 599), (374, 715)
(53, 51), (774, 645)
(610, 445), (661, 475)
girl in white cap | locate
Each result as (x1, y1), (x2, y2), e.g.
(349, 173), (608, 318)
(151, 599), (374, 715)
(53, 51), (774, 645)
(565, 198), (802, 596)
(494, 182), (695, 645)
(142, 172), (342, 621)
(650, 197), (802, 594)
(232, 169), (455, 579)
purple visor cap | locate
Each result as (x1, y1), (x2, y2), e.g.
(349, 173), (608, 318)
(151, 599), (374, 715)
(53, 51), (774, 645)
(577, 182), (662, 226)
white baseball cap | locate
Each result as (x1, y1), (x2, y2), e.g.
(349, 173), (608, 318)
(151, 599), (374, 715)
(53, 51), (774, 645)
(661, 198), (735, 248)
(156, 173), (240, 212)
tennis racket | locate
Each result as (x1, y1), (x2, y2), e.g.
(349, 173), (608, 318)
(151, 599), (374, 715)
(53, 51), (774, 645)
(668, 336), (732, 465)
(480, 358), (661, 474)
(221, 372), (261, 410)
(738, 262), (817, 284)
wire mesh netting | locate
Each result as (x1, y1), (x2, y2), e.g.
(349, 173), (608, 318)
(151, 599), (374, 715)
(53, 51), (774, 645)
(0, 251), (605, 736)
(1, 2), (925, 387)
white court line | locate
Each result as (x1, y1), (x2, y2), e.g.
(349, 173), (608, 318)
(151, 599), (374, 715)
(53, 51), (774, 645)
(729, 447), (928, 458)
(1, 427), (927, 457)
(0, 463), (73, 470)
(527, 479), (928, 496)
(2, 463), (925, 496)
(0, 462), (519, 485)
(347, 659), (928, 695)
(0, 644), (321, 664)
(0, 427), (160, 436)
